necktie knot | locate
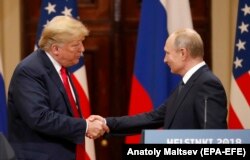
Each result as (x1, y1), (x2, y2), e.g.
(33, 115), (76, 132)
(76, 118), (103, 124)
(60, 67), (67, 75)
(178, 80), (185, 95)
(181, 80), (184, 86)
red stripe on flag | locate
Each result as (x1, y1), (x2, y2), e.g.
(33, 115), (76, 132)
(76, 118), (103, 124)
(126, 76), (153, 143)
(128, 76), (153, 114)
(70, 74), (91, 118)
(76, 144), (90, 160)
(236, 73), (250, 107)
(71, 74), (92, 160)
(228, 104), (243, 129)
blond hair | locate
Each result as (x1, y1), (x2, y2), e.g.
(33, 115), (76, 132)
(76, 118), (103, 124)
(38, 16), (89, 51)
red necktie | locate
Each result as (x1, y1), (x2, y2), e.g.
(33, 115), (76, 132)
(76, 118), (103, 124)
(60, 67), (90, 160)
(60, 67), (80, 117)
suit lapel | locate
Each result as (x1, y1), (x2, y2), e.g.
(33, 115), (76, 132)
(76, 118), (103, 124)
(164, 65), (209, 128)
(37, 50), (74, 115)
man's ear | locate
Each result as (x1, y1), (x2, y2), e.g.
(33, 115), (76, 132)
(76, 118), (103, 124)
(180, 48), (188, 60)
(51, 44), (60, 56)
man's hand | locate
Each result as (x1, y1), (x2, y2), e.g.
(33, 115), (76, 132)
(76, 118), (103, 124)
(88, 115), (106, 123)
(86, 115), (109, 139)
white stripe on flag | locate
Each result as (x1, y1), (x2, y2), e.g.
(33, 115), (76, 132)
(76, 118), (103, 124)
(160, 0), (193, 34)
(230, 75), (250, 128)
(73, 65), (89, 99)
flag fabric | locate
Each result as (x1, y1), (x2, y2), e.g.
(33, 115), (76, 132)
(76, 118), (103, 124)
(126, 0), (193, 144)
(228, 0), (250, 129)
(36, 0), (95, 159)
(0, 52), (7, 136)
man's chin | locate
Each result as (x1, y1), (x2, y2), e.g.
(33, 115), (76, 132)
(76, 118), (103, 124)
(75, 59), (80, 64)
(70, 60), (79, 67)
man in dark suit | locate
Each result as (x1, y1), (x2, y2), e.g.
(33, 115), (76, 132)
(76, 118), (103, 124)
(7, 16), (108, 160)
(88, 28), (228, 137)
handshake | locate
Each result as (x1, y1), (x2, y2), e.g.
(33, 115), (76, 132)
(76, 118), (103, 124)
(85, 115), (109, 139)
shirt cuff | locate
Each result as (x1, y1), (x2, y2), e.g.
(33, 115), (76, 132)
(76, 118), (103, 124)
(85, 120), (88, 134)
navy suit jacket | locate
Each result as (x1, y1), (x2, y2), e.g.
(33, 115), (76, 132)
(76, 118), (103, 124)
(8, 49), (86, 160)
(106, 65), (228, 135)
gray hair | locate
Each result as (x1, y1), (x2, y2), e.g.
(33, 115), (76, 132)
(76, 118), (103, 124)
(172, 28), (204, 58)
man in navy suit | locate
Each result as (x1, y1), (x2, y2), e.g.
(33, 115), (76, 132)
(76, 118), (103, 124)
(89, 28), (228, 137)
(7, 16), (108, 160)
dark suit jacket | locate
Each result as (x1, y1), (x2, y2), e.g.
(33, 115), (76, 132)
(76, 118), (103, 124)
(106, 65), (228, 135)
(0, 133), (16, 160)
(8, 49), (86, 160)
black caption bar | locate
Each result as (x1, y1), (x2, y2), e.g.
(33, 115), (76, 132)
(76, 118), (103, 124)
(122, 144), (250, 160)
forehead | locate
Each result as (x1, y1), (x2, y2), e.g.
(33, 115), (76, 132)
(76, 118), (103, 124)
(165, 36), (175, 51)
(64, 36), (85, 44)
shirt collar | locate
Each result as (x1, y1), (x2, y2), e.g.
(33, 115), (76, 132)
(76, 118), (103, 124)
(45, 52), (62, 74)
(182, 61), (206, 84)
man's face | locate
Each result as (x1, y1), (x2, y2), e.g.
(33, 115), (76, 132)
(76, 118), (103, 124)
(56, 37), (85, 67)
(163, 36), (183, 75)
